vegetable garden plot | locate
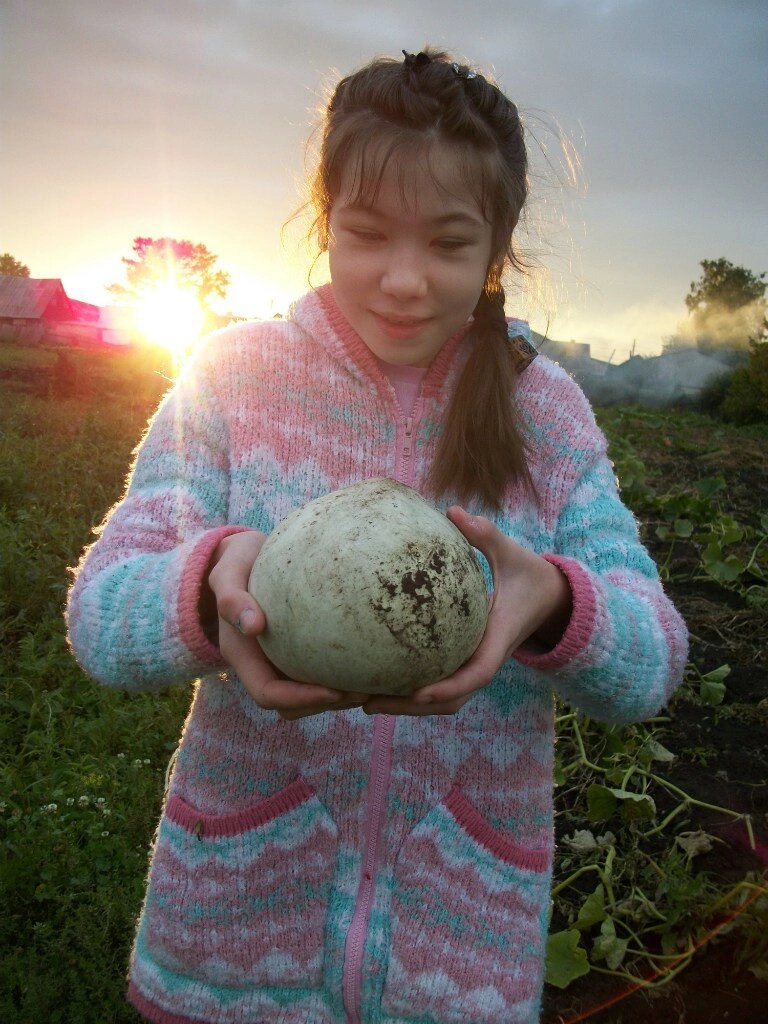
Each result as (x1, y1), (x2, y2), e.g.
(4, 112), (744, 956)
(543, 406), (768, 1024)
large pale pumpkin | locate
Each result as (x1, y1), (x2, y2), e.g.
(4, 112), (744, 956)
(247, 478), (489, 695)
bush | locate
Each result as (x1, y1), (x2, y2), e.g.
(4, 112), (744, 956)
(721, 340), (768, 424)
(693, 371), (735, 416)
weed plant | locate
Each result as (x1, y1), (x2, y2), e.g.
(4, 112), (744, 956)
(542, 406), (767, 994)
(598, 407), (768, 607)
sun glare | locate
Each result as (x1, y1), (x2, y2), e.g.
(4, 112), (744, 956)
(134, 282), (205, 355)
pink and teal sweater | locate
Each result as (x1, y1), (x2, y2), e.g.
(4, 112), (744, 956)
(65, 284), (688, 1024)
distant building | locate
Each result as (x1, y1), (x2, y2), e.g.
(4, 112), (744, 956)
(531, 333), (736, 407)
(609, 348), (734, 406)
(537, 337), (592, 363)
(534, 333), (615, 402)
(0, 275), (135, 347)
(0, 278), (740, 407)
(0, 277), (74, 343)
(96, 305), (137, 347)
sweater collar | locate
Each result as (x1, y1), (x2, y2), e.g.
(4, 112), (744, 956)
(290, 283), (473, 398)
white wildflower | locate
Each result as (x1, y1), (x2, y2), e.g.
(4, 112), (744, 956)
(41, 803), (58, 814)
(563, 829), (598, 855)
(677, 830), (714, 859)
(78, 795), (89, 807)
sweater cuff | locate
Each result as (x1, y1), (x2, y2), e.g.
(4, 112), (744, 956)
(178, 525), (255, 666)
(513, 554), (598, 671)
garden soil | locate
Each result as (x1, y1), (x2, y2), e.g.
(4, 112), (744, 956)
(542, 414), (768, 1024)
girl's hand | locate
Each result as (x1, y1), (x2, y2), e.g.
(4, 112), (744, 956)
(360, 506), (573, 717)
(207, 532), (368, 720)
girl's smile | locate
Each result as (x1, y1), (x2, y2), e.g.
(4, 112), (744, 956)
(371, 311), (434, 340)
(327, 145), (494, 367)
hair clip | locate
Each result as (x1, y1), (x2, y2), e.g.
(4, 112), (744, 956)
(452, 62), (477, 80)
(402, 50), (432, 71)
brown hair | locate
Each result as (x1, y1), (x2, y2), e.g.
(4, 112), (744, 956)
(310, 48), (536, 512)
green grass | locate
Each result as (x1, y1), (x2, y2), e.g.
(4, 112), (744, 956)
(1, 343), (189, 1023)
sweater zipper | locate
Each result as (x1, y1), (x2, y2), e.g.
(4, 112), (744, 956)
(342, 714), (395, 1024)
(342, 400), (421, 1024)
(396, 409), (420, 483)
(402, 416), (413, 458)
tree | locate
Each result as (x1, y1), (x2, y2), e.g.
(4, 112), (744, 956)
(108, 237), (230, 315)
(681, 258), (766, 358)
(686, 258), (766, 314)
(0, 253), (31, 277)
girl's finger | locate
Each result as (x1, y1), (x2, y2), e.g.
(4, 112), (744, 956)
(362, 694), (470, 717)
(446, 505), (506, 582)
(279, 698), (367, 721)
(219, 602), (266, 635)
(412, 608), (521, 705)
(252, 677), (346, 711)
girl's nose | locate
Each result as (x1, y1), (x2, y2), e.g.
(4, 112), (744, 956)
(380, 252), (428, 301)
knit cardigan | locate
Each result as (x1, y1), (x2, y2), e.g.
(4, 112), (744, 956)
(65, 284), (688, 1024)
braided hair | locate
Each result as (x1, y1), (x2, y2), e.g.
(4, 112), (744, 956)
(311, 48), (536, 511)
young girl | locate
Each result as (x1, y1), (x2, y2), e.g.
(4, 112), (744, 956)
(66, 49), (688, 1024)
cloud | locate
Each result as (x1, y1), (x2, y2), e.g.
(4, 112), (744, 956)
(2, 0), (765, 354)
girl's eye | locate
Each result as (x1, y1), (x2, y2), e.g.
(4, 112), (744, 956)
(435, 238), (470, 252)
(349, 228), (384, 242)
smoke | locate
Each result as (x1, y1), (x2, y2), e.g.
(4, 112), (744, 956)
(665, 299), (766, 353)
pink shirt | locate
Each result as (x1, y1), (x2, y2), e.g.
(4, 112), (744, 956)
(375, 358), (428, 418)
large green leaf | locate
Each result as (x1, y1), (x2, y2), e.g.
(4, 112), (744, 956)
(640, 738), (676, 764)
(587, 784), (617, 822)
(699, 664), (730, 706)
(592, 918), (629, 970)
(695, 476), (727, 499)
(545, 929), (591, 989)
(614, 789), (657, 822)
(587, 784), (656, 822)
(576, 884), (608, 931)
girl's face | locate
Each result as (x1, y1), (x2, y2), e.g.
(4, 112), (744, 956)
(327, 146), (495, 368)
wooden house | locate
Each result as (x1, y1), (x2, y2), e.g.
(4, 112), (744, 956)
(0, 276), (134, 347)
(0, 276), (75, 343)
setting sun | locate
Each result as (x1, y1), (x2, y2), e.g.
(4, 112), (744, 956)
(133, 281), (205, 355)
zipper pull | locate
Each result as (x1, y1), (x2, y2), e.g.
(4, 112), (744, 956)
(403, 417), (413, 458)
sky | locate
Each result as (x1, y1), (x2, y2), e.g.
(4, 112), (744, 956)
(1, 0), (766, 361)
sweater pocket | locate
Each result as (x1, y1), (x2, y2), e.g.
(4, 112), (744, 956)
(381, 786), (551, 1024)
(142, 776), (338, 989)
